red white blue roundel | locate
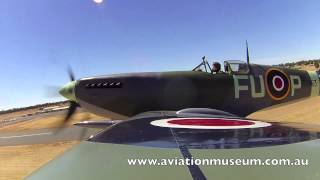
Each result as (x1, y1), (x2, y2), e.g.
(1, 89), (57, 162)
(265, 68), (291, 100)
(150, 117), (271, 129)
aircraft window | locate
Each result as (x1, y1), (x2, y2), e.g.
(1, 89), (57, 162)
(224, 60), (249, 74)
(230, 63), (239, 71)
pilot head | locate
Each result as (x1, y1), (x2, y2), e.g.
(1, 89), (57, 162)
(212, 62), (221, 73)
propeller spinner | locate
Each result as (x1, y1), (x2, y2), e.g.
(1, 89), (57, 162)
(59, 67), (79, 122)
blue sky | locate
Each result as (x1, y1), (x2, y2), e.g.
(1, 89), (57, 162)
(1, 0), (320, 110)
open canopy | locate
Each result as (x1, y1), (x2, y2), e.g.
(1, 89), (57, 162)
(192, 58), (249, 74)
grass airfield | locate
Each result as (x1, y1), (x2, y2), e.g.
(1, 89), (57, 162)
(0, 108), (105, 180)
(0, 141), (77, 180)
(0, 97), (320, 179)
(249, 96), (320, 132)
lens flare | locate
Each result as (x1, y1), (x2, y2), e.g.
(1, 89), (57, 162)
(93, 0), (103, 4)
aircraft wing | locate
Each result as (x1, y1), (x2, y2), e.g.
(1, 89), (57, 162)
(26, 108), (320, 180)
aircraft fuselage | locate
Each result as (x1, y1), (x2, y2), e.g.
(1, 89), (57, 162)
(71, 64), (319, 118)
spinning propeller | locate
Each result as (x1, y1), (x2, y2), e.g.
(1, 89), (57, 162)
(59, 66), (80, 123)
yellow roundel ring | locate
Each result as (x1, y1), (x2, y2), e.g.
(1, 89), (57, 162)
(264, 68), (291, 101)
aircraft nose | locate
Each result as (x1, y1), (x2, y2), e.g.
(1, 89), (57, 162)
(59, 81), (77, 102)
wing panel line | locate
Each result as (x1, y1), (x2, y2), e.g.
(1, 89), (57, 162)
(170, 128), (207, 180)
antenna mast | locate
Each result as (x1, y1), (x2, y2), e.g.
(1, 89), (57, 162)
(246, 40), (250, 64)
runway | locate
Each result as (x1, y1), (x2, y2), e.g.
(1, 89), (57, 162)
(0, 126), (100, 146)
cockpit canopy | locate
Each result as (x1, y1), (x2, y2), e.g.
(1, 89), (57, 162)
(224, 60), (249, 74)
(192, 58), (249, 74)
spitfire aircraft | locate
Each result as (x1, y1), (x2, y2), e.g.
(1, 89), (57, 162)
(26, 45), (320, 180)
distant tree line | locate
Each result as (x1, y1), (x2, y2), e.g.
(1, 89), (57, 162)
(0, 101), (69, 115)
(277, 59), (320, 69)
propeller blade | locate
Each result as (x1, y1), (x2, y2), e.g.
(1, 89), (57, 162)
(52, 101), (80, 135)
(64, 101), (79, 122)
(67, 66), (75, 81)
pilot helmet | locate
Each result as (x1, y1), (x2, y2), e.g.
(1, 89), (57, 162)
(212, 62), (221, 72)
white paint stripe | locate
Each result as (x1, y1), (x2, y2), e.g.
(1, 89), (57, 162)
(0, 132), (52, 139)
